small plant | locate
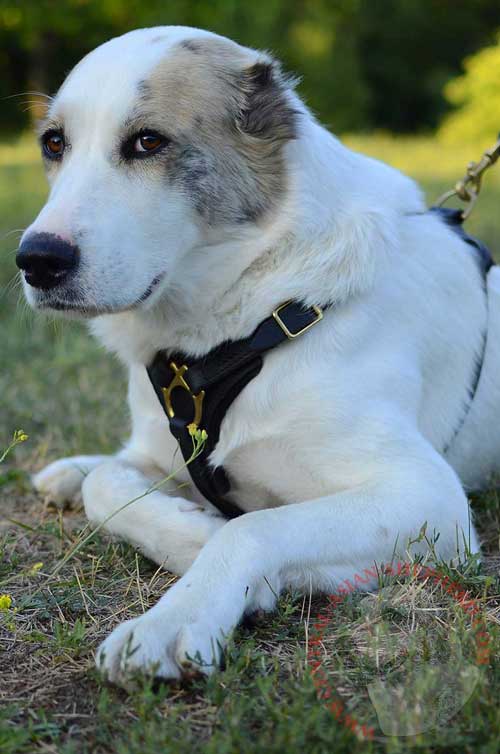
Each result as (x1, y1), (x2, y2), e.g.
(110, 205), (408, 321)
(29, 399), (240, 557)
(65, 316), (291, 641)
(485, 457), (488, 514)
(0, 429), (28, 465)
(0, 429), (29, 489)
(0, 593), (16, 631)
(0, 594), (12, 610)
(53, 617), (87, 654)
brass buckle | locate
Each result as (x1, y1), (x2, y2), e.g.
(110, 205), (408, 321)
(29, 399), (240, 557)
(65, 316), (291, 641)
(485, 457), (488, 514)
(272, 301), (323, 339)
(162, 362), (205, 428)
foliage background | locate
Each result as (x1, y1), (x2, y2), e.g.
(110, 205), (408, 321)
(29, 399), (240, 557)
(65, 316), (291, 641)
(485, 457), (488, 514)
(1, 0), (500, 137)
(440, 31), (500, 147)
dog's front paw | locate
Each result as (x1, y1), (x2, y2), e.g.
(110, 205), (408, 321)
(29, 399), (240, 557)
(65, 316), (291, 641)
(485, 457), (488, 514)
(33, 455), (107, 504)
(96, 605), (228, 688)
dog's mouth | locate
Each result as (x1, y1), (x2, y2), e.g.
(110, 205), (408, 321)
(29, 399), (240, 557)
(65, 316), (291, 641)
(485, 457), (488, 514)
(35, 273), (166, 317)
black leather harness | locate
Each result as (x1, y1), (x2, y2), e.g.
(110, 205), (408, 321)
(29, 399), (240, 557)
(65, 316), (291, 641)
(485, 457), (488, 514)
(147, 301), (325, 518)
(146, 208), (493, 519)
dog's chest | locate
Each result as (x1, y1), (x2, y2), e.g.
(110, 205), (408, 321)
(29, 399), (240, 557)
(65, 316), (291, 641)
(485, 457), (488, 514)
(128, 348), (339, 511)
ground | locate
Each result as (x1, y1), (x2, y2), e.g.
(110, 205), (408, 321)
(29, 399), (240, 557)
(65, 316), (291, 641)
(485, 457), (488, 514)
(0, 134), (499, 753)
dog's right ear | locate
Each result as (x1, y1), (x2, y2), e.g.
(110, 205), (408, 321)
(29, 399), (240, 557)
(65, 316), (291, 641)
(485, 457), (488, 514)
(234, 58), (299, 146)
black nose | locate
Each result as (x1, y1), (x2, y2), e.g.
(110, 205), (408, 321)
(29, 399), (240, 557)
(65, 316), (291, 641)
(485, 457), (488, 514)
(16, 233), (80, 290)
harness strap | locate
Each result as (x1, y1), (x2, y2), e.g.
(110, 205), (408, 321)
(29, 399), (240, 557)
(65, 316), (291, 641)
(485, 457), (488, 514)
(147, 301), (326, 518)
(430, 206), (494, 452)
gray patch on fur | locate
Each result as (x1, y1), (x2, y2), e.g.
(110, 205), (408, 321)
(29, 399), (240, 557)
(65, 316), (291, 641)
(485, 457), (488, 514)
(135, 79), (152, 104)
(234, 61), (299, 144)
(141, 40), (300, 225)
(169, 144), (268, 225)
(179, 39), (202, 53)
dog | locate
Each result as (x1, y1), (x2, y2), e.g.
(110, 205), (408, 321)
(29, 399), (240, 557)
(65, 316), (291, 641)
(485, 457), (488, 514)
(16, 26), (500, 688)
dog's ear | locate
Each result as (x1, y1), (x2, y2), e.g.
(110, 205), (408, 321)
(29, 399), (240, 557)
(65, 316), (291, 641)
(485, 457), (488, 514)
(235, 59), (299, 145)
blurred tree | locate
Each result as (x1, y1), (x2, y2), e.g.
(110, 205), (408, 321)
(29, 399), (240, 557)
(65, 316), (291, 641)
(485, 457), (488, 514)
(0, 0), (499, 135)
(439, 33), (500, 147)
(356, 0), (500, 132)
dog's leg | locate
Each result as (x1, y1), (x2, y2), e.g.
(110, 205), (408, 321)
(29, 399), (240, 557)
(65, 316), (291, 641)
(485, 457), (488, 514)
(33, 454), (109, 504)
(97, 442), (478, 687)
(32, 441), (181, 512)
(33, 449), (157, 505)
(81, 459), (227, 574)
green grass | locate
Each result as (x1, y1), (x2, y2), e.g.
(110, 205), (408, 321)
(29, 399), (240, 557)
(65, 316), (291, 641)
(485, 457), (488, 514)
(1, 133), (499, 753)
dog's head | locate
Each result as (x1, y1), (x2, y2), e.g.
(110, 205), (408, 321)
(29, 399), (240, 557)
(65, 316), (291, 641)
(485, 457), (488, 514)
(17, 27), (298, 317)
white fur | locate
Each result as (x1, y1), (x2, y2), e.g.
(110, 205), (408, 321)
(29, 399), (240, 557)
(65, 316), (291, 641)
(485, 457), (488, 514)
(24, 27), (495, 688)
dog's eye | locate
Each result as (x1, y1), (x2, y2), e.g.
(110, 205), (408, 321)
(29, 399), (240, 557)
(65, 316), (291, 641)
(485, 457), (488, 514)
(42, 131), (65, 159)
(133, 132), (165, 154)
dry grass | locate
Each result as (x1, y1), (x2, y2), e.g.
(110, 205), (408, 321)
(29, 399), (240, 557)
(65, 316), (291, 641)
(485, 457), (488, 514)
(1, 477), (499, 753)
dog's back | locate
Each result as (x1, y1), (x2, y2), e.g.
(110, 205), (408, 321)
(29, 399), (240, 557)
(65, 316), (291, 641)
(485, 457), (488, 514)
(446, 265), (500, 489)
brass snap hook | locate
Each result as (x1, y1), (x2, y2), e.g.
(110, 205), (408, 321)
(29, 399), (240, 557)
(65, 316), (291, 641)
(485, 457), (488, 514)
(436, 134), (500, 220)
(162, 362), (205, 428)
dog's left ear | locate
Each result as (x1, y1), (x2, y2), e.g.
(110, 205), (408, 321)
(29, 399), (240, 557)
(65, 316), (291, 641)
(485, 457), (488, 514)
(235, 59), (298, 145)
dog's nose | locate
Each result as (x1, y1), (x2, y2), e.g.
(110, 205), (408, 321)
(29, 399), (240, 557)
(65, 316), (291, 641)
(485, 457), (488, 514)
(16, 233), (80, 289)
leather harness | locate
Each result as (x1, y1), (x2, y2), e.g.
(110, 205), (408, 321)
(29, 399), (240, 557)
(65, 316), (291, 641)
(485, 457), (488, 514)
(147, 301), (325, 518)
(146, 208), (493, 518)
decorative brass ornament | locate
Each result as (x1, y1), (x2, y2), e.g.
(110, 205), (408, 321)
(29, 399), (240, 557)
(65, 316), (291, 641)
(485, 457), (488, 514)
(162, 362), (205, 428)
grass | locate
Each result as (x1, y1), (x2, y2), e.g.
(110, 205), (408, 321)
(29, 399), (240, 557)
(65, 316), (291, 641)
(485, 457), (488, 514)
(1, 132), (500, 753)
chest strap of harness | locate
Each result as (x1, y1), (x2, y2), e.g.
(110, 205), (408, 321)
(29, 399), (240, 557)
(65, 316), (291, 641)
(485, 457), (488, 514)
(147, 301), (328, 518)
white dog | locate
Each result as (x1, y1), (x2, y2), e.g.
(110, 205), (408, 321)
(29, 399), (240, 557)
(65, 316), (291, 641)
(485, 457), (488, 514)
(17, 26), (500, 687)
